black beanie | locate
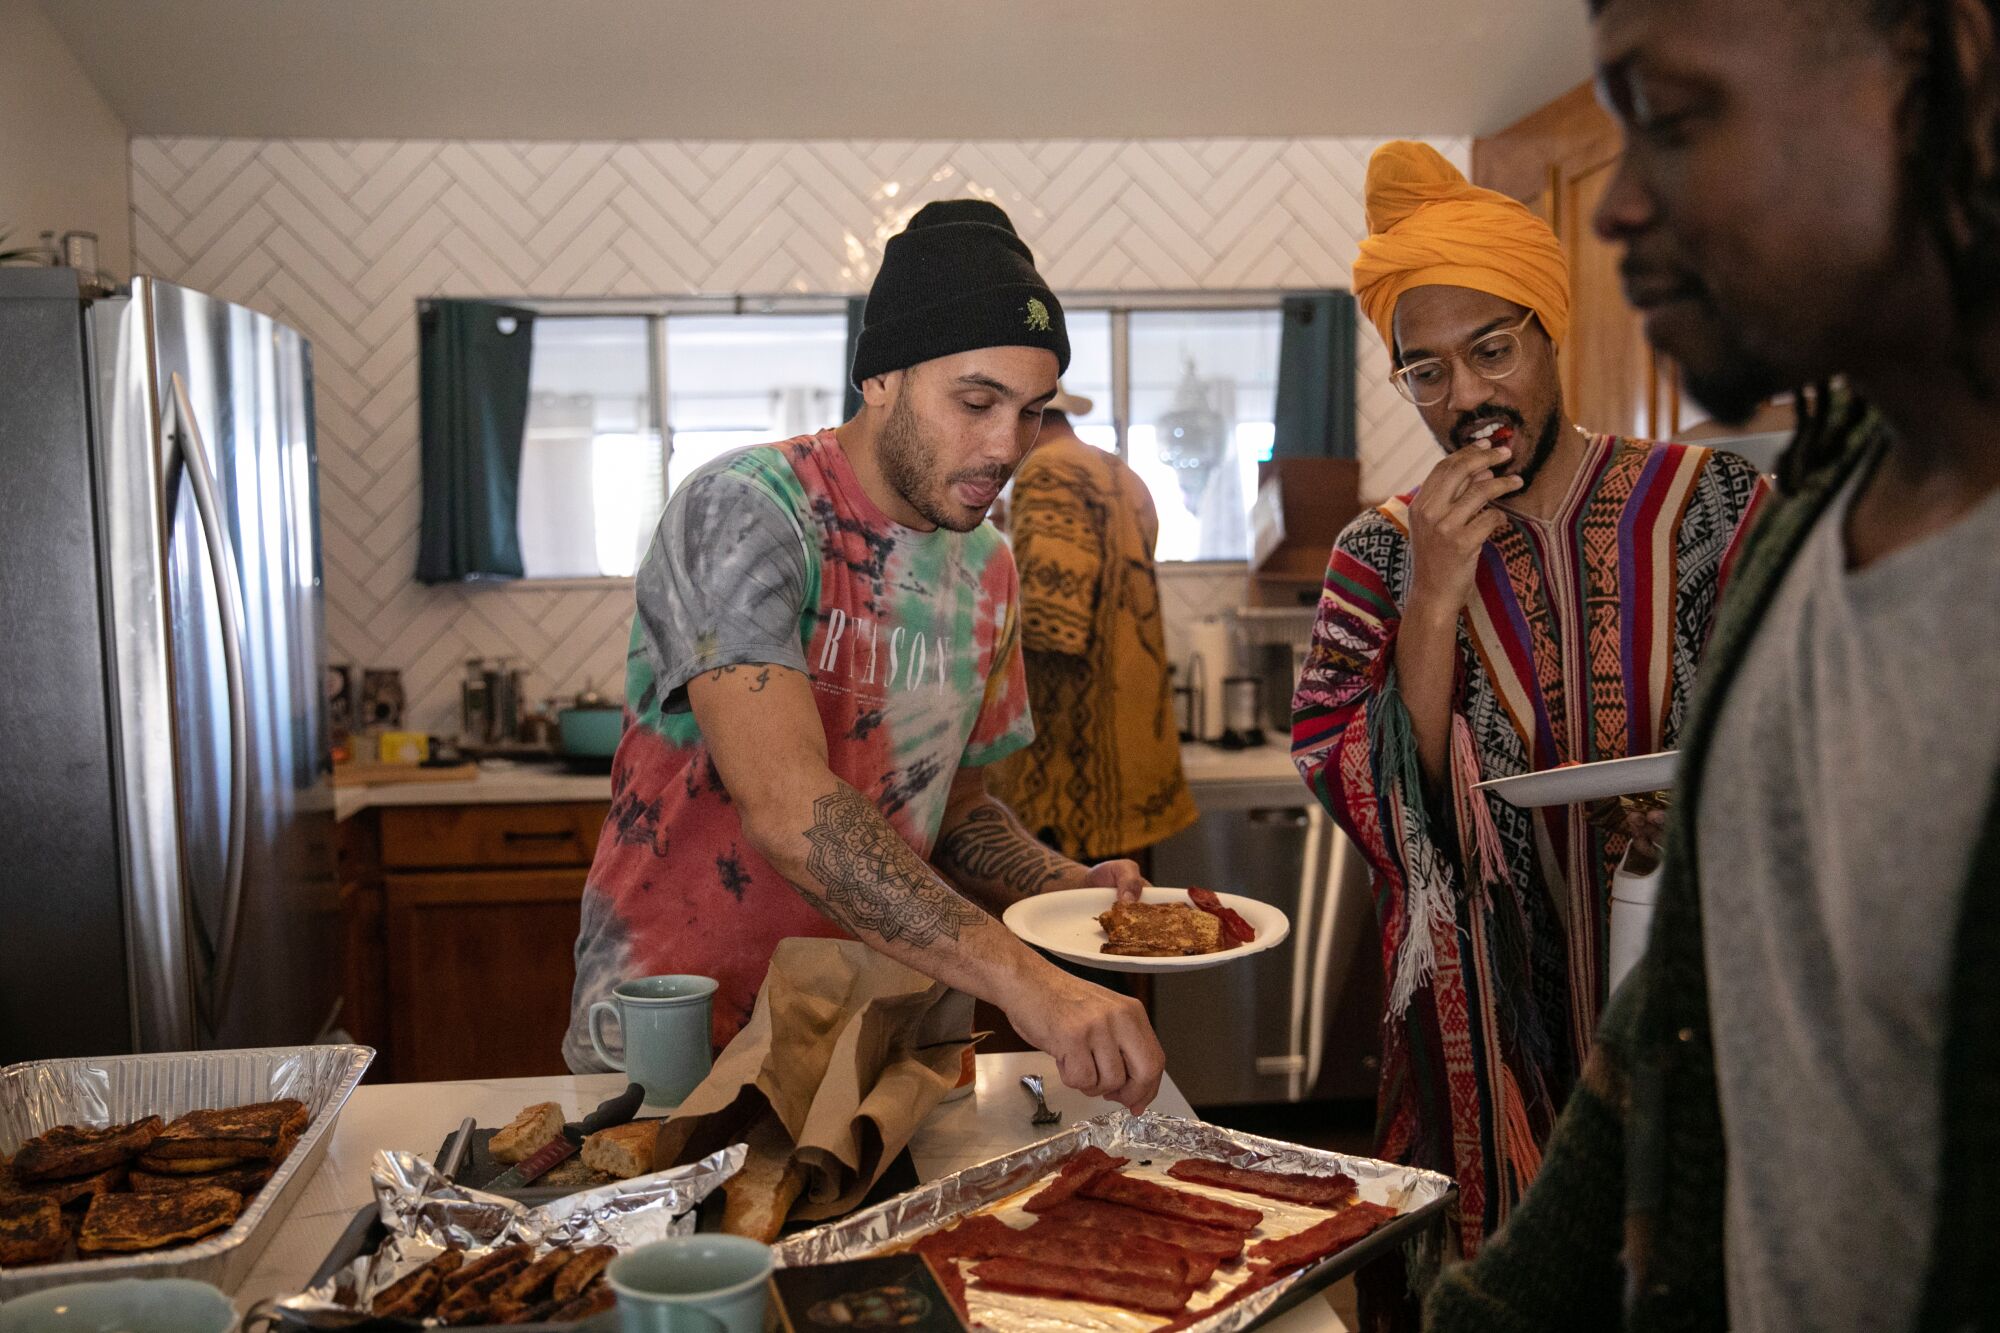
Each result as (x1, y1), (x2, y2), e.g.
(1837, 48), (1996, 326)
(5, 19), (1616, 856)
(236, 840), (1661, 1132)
(850, 199), (1070, 388)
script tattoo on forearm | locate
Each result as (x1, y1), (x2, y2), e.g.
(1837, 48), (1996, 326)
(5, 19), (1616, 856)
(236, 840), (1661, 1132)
(933, 803), (1071, 901)
(801, 788), (983, 947)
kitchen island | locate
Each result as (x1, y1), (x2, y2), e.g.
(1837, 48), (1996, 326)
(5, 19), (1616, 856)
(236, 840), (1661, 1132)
(239, 1053), (1349, 1331)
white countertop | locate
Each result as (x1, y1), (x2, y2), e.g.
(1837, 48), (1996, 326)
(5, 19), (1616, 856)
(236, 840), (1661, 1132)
(334, 743), (1307, 821)
(238, 1054), (1344, 1331)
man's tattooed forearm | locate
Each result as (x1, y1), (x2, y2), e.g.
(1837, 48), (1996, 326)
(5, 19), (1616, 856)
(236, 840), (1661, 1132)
(934, 804), (1069, 899)
(801, 788), (983, 947)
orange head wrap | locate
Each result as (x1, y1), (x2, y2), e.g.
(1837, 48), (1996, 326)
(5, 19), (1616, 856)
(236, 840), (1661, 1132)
(1352, 140), (1570, 357)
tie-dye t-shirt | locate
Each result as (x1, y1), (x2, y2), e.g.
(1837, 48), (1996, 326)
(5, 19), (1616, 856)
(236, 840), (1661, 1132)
(563, 430), (1034, 1064)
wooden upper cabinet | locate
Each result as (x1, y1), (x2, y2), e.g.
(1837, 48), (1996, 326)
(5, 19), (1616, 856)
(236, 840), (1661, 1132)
(1474, 82), (1680, 442)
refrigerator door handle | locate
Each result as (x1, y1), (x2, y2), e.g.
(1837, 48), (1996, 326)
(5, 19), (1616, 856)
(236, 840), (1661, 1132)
(165, 372), (251, 1027)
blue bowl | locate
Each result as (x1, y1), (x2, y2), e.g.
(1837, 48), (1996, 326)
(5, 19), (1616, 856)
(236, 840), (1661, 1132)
(0, 1279), (235, 1333)
(559, 706), (626, 758)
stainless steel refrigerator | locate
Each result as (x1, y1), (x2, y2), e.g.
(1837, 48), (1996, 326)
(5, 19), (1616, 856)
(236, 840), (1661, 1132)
(1148, 792), (1383, 1108)
(0, 268), (339, 1062)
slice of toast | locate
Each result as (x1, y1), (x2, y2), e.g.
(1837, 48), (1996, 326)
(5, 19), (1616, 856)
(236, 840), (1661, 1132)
(12, 1117), (164, 1182)
(1097, 902), (1223, 956)
(129, 1161), (275, 1198)
(0, 1195), (66, 1266)
(145, 1102), (298, 1162)
(77, 1185), (243, 1253)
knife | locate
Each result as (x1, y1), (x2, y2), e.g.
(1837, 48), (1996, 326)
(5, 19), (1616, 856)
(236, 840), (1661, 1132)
(486, 1082), (646, 1191)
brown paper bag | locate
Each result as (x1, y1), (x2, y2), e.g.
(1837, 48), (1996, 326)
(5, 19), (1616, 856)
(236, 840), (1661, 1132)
(652, 938), (973, 1221)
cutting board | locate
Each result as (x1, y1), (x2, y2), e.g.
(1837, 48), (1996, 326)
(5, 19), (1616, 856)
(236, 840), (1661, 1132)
(331, 761), (478, 788)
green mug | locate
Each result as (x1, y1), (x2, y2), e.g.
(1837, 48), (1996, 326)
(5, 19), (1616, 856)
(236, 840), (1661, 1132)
(589, 975), (718, 1108)
(609, 1234), (774, 1333)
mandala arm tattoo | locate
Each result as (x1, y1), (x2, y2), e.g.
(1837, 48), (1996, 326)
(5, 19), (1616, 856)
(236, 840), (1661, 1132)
(933, 803), (1074, 905)
(800, 787), (984, 948)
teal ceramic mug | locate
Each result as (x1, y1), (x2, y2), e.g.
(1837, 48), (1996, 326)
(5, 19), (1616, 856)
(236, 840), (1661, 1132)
(0, 1279), (235, 1332)
(609, 1235), (773, 1333)
(589, 975), (718, 1108)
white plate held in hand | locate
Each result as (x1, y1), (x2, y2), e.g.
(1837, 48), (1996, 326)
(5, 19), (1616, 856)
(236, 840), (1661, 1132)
(1002, 887), (1290, 974)
(1472, 751), (1679, 809)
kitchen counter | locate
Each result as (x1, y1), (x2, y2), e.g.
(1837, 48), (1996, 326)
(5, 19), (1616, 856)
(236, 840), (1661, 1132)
(239, 1054), (1347, 1331)
(333, 742), (1306, 822)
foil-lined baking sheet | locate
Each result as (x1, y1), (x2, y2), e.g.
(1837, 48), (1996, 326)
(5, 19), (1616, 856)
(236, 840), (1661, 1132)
(263, 1143), (743, 1326)
(776, 1111), (1454, 1333)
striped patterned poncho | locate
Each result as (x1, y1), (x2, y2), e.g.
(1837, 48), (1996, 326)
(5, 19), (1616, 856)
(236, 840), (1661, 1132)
(1291, 435), (1766, 1254)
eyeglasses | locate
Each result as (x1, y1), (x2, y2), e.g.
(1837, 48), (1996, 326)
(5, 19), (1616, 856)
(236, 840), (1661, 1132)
(1389, 311), (1540, 407)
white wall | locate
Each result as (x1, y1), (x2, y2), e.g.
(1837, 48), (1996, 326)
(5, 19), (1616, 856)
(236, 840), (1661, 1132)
(130, 135), (1463, 734)
(0, 0), (128, 275)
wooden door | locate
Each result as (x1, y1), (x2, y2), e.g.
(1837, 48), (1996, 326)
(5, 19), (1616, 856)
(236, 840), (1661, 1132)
(1475, 82), (1681, 441)
(385, 868), (589, 1081)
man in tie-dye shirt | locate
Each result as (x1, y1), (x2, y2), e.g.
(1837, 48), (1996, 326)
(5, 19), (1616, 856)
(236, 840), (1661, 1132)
(565, 200), (1165, 1111)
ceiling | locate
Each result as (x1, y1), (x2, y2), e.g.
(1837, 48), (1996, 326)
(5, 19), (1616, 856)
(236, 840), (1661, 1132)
(37, 0), (1594, 142)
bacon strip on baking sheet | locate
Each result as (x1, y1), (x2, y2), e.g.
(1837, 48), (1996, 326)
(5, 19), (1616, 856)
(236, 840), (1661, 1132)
(913, 1214), (1015, 1318)
(1246, 1201), (1399, 1271)
(1021, 1144), (1130, 1214)
(1165, 1158), (1358, 1207)
(1188, 887), (1256, 945)
(1040, 1198), (1250, 1261)
(969, 1257), (1197, 1316)
(1026, 1217), (1221, 1285)
(1081, 1172), (1263, 1231)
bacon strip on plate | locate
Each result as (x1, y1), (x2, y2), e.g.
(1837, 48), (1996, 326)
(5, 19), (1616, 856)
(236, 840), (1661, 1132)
(1082, 1172), (1263, 1231)
(1042, 1198), (1249, 1261)
(1247, 1201), (1399, 1270)
(1022, 1144), (1129, 1214)
(1166, 1158), (1358, 1207)
(969, 1257), (1196, 1316)
(1188, 887), (1256, 945)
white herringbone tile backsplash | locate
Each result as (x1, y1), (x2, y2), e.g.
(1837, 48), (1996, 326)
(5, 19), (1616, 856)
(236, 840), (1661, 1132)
(129, 136), (1462, 734)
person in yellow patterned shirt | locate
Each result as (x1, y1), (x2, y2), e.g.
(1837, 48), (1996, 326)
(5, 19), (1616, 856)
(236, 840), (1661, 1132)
(990, 389), (1197, 865)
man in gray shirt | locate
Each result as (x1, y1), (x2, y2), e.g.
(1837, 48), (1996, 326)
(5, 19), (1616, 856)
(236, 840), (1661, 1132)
(1423, 0), (2000, 1327)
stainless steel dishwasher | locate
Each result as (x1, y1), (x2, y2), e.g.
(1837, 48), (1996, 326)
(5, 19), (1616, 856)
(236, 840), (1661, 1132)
(1148, 794), (1381, 1108)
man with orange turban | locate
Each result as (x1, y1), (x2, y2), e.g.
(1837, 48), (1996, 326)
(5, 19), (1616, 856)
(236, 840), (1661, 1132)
(1289, 142), (1767, 1305)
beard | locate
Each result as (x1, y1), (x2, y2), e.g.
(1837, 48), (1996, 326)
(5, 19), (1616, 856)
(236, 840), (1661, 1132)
(877, 389), (1011, 533)
(1450, 398), (1563, 489)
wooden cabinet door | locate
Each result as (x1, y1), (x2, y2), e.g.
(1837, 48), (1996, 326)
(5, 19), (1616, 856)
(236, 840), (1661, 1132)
(1561, 158), (1662, 441)
(385, 869), (588, 1082)
(1475, 82), (1681, 442)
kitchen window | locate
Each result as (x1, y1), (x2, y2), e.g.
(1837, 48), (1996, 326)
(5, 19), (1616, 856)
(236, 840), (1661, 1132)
(510, 293), (1287, 579)
(513, 300), (850, 580)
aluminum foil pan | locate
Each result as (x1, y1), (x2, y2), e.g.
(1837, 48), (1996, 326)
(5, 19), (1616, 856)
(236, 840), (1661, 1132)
(776, 1111), (1455, 1333)
(262, 1143), (744, 1327)
(0, 1044), (375, 1300)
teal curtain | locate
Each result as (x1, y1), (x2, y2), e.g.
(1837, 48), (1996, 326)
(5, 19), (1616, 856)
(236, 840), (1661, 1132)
(416, 300), (537, 583)
(1272, 291), (1357, 459)
(842, 295), (867, 421)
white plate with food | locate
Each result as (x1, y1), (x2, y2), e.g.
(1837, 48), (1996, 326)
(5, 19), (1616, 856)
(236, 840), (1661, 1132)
(1472, 751), (1679, 808)
(1003, 887), (1289, 974)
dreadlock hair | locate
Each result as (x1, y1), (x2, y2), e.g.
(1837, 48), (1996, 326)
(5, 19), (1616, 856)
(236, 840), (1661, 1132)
(1780, 0), (2000, 486)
